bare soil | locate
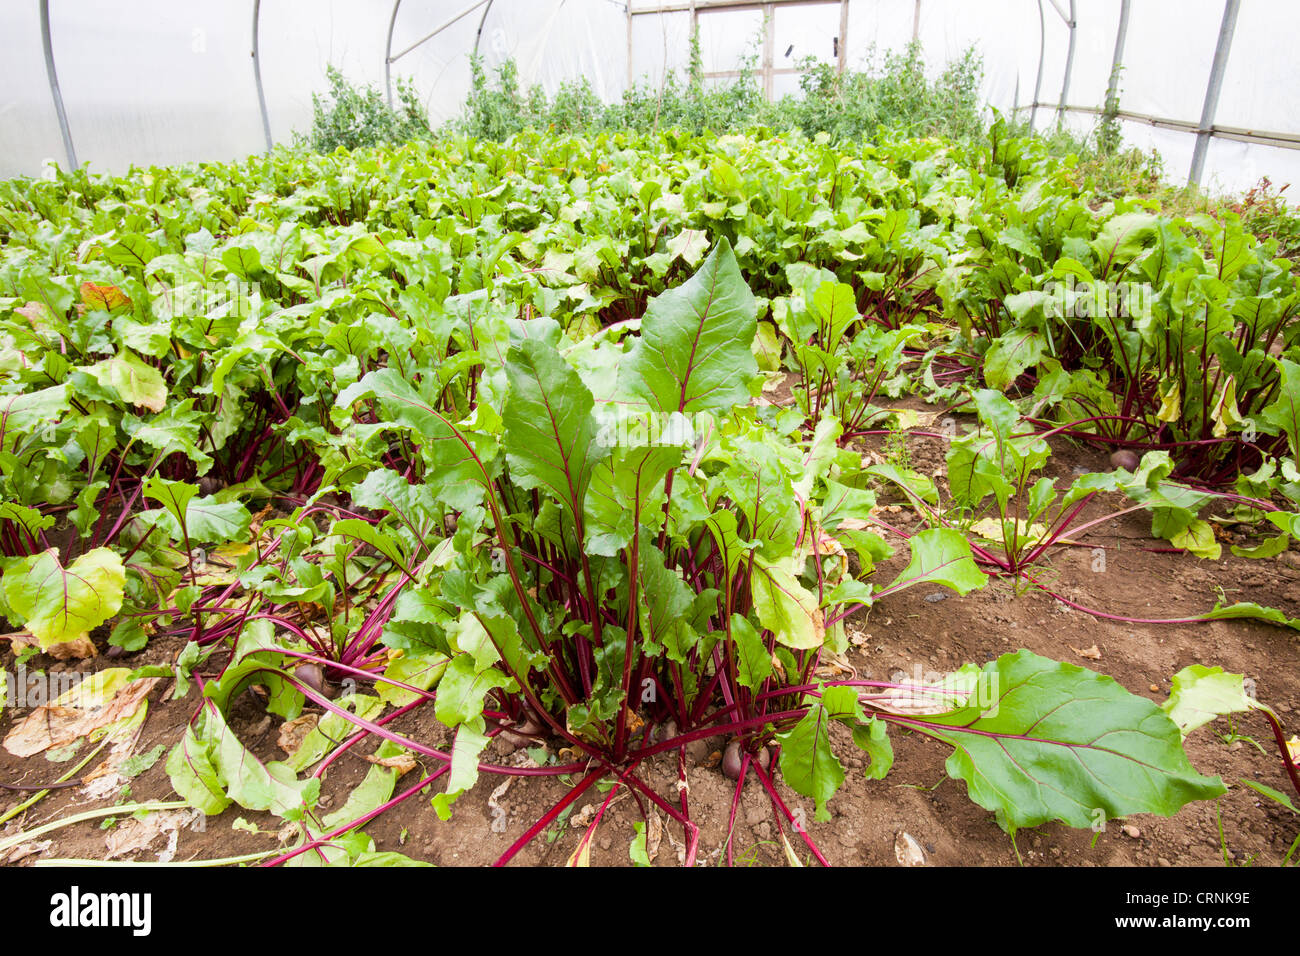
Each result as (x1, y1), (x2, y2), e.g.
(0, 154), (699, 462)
(3, 399), (1298, 868)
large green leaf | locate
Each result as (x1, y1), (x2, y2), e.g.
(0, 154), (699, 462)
(619, 237), (758, 414)
(349, 467), (439, 530)
(434, 654), (512, 727)
(86, 350), (168, 412)
(169, 703), (318, 819)
(1260, 358), (1300, 458)
(776, 693), (845, 822)
(811, 280), (858, 347)
(636, 534), (698, 660)
(704, 509), (759, 588)
(751, 556), (824, 650)
(909, 650), (1226, 832)
(0, 384), (70, 437)
(983, 328), (1046, 391)
(503, 338), (608, 527)
(141, 477), (252, 545)
(731, 613), (772, 691)
(141, 476), (197, 531)
(330, 518), (410, 573)
(583, 441), (682, 556)
(877, 528), (985, 599)
(3, 547), (125, 648)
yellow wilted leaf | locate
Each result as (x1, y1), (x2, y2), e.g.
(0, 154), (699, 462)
(187, 566), (238, 587)
(970, 517), (1046, 545)
(209, 542), (253, 565)
(1210, 376), (1243, 438)
(565, 824), (597, 867)
(780, 830), (804, 867)
(882, 408), (921, 429)
(624, 707), (645, 734)
(1157, 382), (1181, 423)
(79, 281), (131, 312)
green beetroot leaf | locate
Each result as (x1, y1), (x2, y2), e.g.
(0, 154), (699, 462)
(703, 510), (759, 590)
(982, 327), (1047, 391)
(349, 467), (439, 529)
(877, 527), (986, 598)
(751, 556), (824, 650)
(811, 280), (859, 348)
(1161, 665), (1258, 738)
(852, 717), (894, 780)
(634, 532), (699, 660)
(203, 620), (304, 720)
(618, 237), (759, 415)
(583, 443), (683, 557)
(141, 498), (252, 546)
(776, 688), (849, 822)
(142, 476), (253, 545)
(142, 476), (198, 529)
(731, 612), (772, 690)
(1200, 600), (1300, 632)
(430, 717), (490, 821)
(0, 384), (70, 439)
(334, 368), (494, 512)
(503, 338), (609, 527)
(907, 650), (1226, 832)
(1260, 358), (1300, 459)
(85, 350), (168, 413)
(165, 721), (230, 816)
(1229, 533), (1290, 560)
(167, 703), (319, 819)
(2, 547), (125, 649)
(778, 685), (896, 816)
(321, 739), (410, 831)
(0, 501), (55, 541)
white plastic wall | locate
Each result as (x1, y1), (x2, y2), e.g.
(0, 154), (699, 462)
(0, 0), (1297, 197)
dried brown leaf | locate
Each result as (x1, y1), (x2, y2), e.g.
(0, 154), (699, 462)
(277, 714), (319, 756)
(3, 676), (159, 758)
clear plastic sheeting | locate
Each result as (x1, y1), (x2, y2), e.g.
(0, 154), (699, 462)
(1, 2), (67, 178)
(1, 0), (1297, 195)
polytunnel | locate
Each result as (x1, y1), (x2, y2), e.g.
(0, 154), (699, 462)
(3, 0), (1300, 890)
(1, 0), (1298, 194)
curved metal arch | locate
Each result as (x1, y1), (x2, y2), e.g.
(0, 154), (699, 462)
(253, 0), (273, 153)
(472, 0), (496, 59)
(385, 0), (403, 108)
(1106, 0), (1131, 110)
(1054, 0), (1076, 128)
(39, 0), (77, 170)
(385, 0), (496, 108)
(1189, 0), (1241, 186)
(1029, 0), (1045, 133)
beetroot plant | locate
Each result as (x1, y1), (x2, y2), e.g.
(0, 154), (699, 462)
(157, 241), (1234, 866)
